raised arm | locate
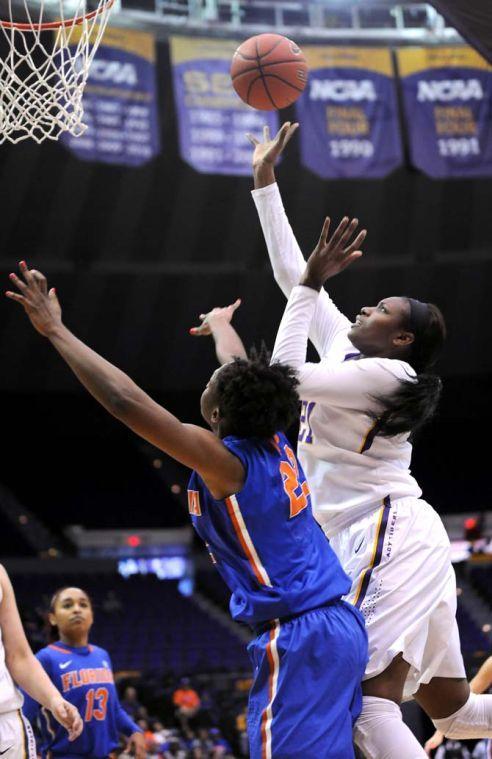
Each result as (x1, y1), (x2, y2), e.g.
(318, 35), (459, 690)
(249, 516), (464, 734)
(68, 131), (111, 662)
(248, 123), (353, 357)
(0, 566), (83, 741)
(6, 264), (244, 500)
(189, 299), (247, 365)
(270, 217), (391, 409)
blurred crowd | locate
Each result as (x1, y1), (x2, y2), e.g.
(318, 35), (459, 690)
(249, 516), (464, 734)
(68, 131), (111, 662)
(116, 680), (248, 759)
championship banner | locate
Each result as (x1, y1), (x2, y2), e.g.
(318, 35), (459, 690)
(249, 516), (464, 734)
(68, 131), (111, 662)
(170, 36), (279, 176)
(397, 47), (492, 178)
(62, 27), (160, 167)
(295, 48), (402, 179)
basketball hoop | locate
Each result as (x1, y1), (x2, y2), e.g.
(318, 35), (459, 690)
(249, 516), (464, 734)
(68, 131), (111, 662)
(0, 0), (115, 144)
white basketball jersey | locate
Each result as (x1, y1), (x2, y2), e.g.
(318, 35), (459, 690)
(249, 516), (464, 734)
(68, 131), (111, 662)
(0, 583), (24, 714)
(253, 183), (422, 537)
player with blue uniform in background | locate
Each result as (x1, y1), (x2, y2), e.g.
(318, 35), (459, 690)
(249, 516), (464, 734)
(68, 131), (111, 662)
(7, 258), (368, 759)
(22, 587), (144, 759)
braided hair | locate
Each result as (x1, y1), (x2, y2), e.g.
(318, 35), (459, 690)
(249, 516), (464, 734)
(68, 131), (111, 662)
(215, 347), (300, 439)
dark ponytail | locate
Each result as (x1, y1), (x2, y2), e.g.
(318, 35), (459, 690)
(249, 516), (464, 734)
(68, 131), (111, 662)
(370, 302), (446, 437)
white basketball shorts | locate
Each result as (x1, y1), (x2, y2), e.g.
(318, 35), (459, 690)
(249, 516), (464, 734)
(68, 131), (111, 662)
(0, 710), (36, 759)
(329, 495), (466, 700)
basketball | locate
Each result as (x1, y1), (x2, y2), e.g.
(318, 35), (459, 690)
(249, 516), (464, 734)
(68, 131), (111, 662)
(230, 33), (308, 111)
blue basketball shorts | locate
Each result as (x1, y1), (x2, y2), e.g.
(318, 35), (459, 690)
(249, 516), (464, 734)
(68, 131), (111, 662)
(247, 600), (368, 759)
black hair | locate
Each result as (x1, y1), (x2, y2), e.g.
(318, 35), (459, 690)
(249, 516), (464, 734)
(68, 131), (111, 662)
(370, 301), (446, 437)
(215, 347), (299, 439)
(47, 586), (93, 642)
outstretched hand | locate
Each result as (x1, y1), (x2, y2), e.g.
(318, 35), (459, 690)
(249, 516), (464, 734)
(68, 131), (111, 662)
(301, 217), (367, 291)
(246, 121), (298, 170)
(189, 298), (241, 337)
(6, 261), (62, 337)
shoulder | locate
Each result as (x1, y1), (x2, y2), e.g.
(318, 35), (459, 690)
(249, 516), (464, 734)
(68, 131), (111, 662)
(356, 357), (416, 382)
(35, 646), (55, 671)
(90, 644), (111, 661)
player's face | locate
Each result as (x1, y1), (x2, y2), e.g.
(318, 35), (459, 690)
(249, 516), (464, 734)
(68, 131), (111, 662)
(200, 367), (222, 432)
(50, 587), (93, 635)
(348, 296), (414, 356)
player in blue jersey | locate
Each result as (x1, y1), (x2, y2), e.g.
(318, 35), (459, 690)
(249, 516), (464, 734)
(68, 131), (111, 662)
(22, 586), (145, 759)
(7, 261), (368, 759)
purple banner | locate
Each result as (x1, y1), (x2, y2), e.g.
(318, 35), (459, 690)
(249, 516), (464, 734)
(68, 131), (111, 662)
(397, 47), (492, 178)
(170, 36), (278, 176)
(62, 28), (159, 167)
(295, 47), (402, 179)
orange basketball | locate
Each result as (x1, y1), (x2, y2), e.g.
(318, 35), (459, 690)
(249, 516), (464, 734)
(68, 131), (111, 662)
(230, 33), (308, 111)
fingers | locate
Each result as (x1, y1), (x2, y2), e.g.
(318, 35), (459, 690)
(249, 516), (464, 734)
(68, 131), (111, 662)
(5, 291), (26, 304)
(329, 216), (350, 249)
(8, 271), (27, 292)
(230, 297), (241, 312)
(246, 133), (260, 146)
(9, 264), (47, 295)
(317, 217), (331, 248)
(346, 229), (367, 253)
(189, 324), (211, 336)
(62, 702), (83, 740)
(338, 218), (360, 249)
(263, 124), (271, 143)
(339, 251), (363, 271)
(19, 260), (35, 286)
(30, 269), (48, 294)
(274, 122), (290, 143)
(282, 122), (299, 148)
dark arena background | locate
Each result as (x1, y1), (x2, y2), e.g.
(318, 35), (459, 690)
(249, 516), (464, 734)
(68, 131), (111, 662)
(0, 1), (491, 757)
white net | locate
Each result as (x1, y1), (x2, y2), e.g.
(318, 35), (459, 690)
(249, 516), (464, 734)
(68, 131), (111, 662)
(0, 0), (114, 143)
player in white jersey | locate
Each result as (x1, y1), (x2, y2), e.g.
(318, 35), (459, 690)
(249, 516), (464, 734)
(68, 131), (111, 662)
(190, 122), (492, 757)
(0, 565), (82, 757)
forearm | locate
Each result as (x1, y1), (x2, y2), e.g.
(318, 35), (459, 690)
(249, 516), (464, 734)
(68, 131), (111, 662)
(8, 651), (58, 709)
(251, 181), (307, 298)
(48, 324), (149, 421)
(117, 706), (141, 737)
(272, 285), (317, 368)
(210, 321), (247, 365)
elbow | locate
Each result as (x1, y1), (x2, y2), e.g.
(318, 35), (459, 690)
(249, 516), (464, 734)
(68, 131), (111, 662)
(107, 385), (138, 418)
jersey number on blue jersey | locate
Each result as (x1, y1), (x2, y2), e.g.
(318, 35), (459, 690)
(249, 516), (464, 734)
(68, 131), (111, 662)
(280, 444), (310, 518)
(85, 687), (108, 722)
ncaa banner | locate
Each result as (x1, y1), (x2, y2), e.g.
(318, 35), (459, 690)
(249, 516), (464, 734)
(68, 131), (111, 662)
(170, 36), (278, 176)
(62, 27), (160, 167)
(397, 47), (492, 178)
(295, 48), (402, 179)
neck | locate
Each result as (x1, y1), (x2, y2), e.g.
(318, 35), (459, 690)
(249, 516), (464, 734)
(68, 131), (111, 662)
(59, 631), (89, 648)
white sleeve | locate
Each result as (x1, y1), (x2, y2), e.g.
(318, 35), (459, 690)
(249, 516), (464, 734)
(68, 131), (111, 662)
(252, 183), (351, 357)
(272, 285), (410, 409)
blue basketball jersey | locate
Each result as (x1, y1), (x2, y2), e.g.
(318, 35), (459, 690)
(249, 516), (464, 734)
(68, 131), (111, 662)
(22, 642), (140, 758)
(187, 431), (351, 626)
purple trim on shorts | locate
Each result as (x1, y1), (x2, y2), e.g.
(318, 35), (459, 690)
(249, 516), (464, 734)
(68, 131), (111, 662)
(354, 496), (391, 610)
(344, 352), (361, 361)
